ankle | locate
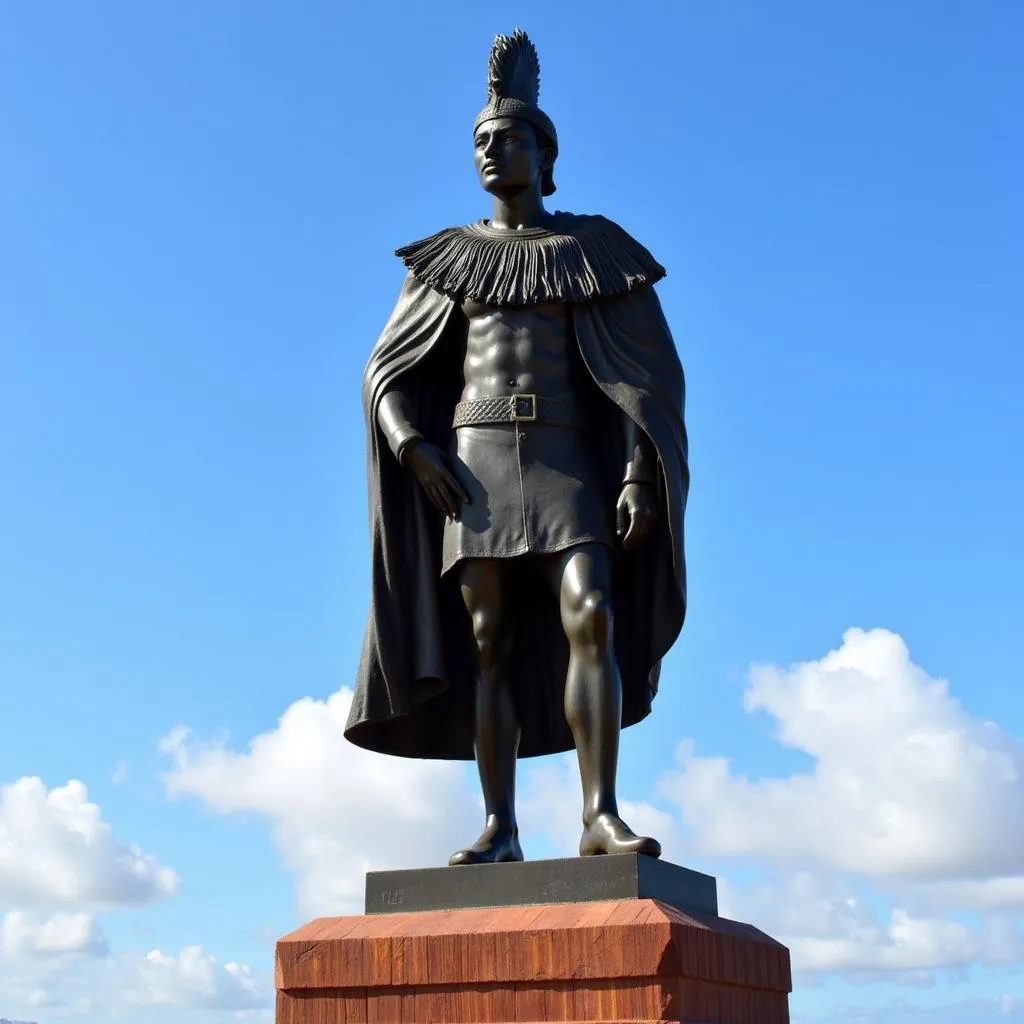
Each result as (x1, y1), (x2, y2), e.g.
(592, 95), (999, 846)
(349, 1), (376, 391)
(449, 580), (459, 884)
(484, 814), (518, 834)
(582, 803), (619, 828)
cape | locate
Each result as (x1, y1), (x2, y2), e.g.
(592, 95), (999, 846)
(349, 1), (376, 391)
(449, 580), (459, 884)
(345, 213), (689, 760)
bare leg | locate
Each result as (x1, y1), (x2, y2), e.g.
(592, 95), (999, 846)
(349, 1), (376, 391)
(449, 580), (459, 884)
(449, 558), (524, 866)
(547, 543), (661, 858)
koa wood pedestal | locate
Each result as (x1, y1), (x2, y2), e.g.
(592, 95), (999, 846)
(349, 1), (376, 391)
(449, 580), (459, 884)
(275, 898), (792, 1023)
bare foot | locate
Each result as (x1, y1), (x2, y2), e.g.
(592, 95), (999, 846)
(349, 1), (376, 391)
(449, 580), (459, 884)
(449, 820), (524, 866)
(579, 812), (661, 858)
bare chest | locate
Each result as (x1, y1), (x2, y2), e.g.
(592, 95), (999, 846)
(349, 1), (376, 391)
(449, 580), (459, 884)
(459, 299), (578, 398)
(461, 299), (569, 356)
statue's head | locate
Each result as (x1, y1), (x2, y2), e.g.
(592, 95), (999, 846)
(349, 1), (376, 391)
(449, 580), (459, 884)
(473, 29), (558, 197)
(473, 116), (556, 198)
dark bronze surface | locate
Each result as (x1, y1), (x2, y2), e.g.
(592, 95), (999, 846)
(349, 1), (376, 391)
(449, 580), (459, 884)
(345, 29), (689, 868)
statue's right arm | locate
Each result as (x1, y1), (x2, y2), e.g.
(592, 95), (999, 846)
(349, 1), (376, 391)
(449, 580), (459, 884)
(377, 389), (424, 465)
(377, 387), (468, 517)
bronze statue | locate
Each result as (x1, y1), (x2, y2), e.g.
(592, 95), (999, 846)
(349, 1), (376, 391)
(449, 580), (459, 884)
(345, 29), (689, 866)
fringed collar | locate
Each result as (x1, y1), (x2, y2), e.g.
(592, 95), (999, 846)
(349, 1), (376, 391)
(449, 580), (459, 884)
(395, 213), (666, 306)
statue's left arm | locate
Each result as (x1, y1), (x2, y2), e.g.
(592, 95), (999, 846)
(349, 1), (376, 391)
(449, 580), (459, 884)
(617, 286), (665, 551)
(623, 417), (658, 486)
(574, 281), (687, 577)
(617, 415), (659, 551)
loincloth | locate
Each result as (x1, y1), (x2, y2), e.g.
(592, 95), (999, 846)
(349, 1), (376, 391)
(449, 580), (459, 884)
(441, 423), (615, 575)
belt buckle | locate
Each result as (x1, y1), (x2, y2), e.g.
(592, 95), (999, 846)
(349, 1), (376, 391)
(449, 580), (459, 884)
(510, 393), (537, 422)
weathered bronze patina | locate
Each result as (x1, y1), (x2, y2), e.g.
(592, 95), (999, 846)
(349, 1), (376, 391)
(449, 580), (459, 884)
(345, 29), (689, 866)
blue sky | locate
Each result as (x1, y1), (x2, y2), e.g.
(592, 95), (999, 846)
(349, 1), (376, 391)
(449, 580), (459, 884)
(1, 1), (1022, 1021)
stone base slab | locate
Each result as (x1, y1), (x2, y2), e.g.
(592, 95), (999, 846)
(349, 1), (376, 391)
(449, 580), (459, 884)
(365, 854), (718, 917)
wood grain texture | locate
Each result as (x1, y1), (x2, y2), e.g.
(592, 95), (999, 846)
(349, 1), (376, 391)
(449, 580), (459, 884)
(679, 976), (790, 1024)
(276, 898), (791, 1023)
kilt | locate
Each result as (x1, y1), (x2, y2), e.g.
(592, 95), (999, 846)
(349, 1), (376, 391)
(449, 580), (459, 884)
(441, 422), (615, 575)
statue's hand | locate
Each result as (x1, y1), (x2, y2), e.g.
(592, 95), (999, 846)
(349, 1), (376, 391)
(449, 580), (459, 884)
(404, 441), (470, 519)
(616, 481), (657, 552)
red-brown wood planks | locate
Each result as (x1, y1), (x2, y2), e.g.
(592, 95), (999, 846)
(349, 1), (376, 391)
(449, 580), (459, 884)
(275, 899), (791, 1023)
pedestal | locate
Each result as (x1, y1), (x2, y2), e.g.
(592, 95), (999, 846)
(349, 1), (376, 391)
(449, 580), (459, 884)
(275, 858), (791, 1023)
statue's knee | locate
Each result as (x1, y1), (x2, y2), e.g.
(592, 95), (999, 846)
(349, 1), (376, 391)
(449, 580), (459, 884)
(471, 609), (503, 669)
(565, 591), (613, 653)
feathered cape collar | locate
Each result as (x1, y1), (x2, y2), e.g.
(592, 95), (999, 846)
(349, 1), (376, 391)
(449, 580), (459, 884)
(395, 213), (665, 307)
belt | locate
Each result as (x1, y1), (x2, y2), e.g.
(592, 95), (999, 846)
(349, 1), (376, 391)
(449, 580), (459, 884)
(452, 394), (586, 429)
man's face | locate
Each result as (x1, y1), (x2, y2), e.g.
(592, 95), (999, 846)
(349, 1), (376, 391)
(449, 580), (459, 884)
(473, 117), (550, 196)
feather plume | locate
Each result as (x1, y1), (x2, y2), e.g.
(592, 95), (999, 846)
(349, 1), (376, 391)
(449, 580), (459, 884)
(486, 28), (541, 104)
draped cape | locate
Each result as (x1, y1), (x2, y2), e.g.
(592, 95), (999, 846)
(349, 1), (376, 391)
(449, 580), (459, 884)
(344, 215), (689, 760)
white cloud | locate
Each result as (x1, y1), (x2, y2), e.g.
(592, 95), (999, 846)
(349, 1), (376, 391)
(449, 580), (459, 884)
(112, 762), (128, 786)
(0, 779), (233, 1018)
(718, 869), (1024, 987)
(807, 994), (1024, 1022)
(0, 943), (267, 1018)
(161, 688), (679, 916)
(901, 876), (1024, 914)
(160, 688), (482, 915)
(791, 902), (1022, 976)
(660, 628), (1024, 880)
(0, 911), (108, 960)
(663, 629), (1024, 986)
(121, 946), (263, 1010)
(0, 777), (179, 911)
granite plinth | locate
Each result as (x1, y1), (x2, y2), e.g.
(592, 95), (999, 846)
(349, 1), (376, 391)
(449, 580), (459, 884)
(365, 854), (718, 916)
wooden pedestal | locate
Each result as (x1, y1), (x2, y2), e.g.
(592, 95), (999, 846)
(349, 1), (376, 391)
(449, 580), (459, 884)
(276, 899), (791, 1023)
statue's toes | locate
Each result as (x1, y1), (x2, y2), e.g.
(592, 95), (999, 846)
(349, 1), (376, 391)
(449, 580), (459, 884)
(579, 818), (662, 858)
(449, 848), (485, 866)
(628, 834), (662, 858)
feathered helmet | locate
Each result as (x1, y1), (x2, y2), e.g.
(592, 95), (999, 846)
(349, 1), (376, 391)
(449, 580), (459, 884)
(473, 29), (558, 196)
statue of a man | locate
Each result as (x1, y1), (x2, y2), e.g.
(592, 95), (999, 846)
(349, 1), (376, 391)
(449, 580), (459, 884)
(345, 29), (689, 866)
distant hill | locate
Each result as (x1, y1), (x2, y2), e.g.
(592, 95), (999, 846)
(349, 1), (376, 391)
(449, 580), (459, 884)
(0, 1017), (39, 1024)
